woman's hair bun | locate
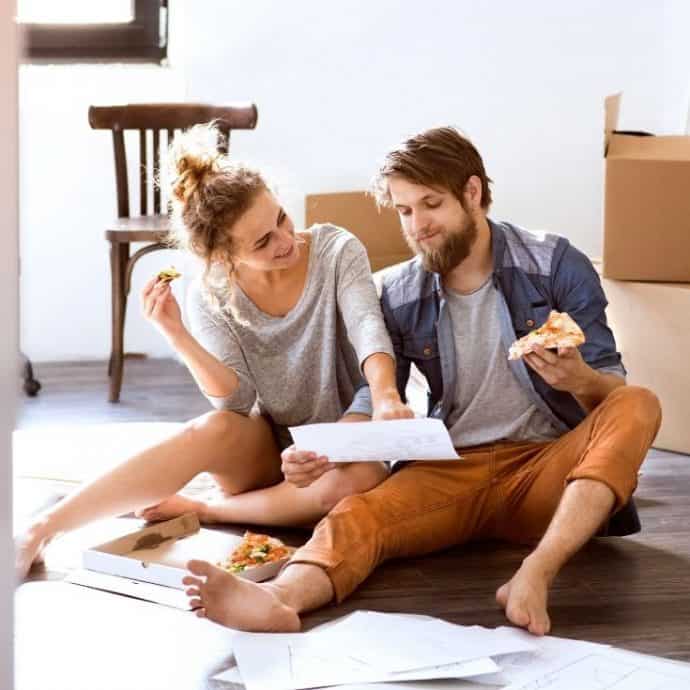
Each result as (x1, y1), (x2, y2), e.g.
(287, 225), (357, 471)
(168, 122), (225, 204)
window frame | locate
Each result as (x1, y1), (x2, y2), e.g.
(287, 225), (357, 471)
(20, 0), (167, 63)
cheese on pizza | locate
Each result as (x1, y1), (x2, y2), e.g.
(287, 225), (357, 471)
(508, 310), (585, 361)
(217, 531), (291, 573)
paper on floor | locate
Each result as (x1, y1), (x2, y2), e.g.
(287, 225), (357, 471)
(469, 626), (690, 690)
(288, 418), (460, 463)
(309, 611), (535, 672)
(230, 632), (498, 690)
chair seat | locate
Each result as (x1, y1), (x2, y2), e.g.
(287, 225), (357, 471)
(105, 215), (170, 243)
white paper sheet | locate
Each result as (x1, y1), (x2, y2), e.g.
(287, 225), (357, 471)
(501, 644), (690, 690)
(309, 611), (535, 672)
(288, 418), (460, 462)
(230, 632), (498, 690)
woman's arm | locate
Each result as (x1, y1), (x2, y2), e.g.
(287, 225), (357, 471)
(144, 276), (256, 412)
(335, 238), (412, 419)
(167, 328), (238, 398)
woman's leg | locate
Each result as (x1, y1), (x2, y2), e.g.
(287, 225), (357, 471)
(15, 410), (282, 579)
(139, 462), (391, 528)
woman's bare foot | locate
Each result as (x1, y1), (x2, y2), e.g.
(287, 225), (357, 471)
(15, 527), (50, 581)
(135, 494), (209, 522)
(495, 556), (553, 636)
(183, 560), (301, 632)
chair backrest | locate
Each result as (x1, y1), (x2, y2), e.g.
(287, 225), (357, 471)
(89, 103), (258, 218)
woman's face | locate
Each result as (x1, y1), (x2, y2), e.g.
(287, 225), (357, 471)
(230, 189), (300, 272)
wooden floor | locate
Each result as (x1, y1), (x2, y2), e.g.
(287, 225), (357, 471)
(17, 359), (690, 664)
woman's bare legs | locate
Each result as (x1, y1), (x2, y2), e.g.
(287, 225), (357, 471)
(138, 461), (390, 527)
(15, 410), (282, 579)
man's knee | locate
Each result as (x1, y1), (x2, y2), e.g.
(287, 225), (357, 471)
(609, 385), (662, 430)
(318, 464), (388, 514)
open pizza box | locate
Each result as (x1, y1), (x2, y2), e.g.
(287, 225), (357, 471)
(64, 513), (293, 610)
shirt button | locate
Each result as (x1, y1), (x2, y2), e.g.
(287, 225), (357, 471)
(526, 319), (535, 328)
(423, 346), (433, 356)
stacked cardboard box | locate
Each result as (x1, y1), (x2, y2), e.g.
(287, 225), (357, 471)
(602, 94), (690, 454)
(305, 191), (412, 271)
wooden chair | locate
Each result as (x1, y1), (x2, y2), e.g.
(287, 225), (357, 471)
(88, 103), (258, 402)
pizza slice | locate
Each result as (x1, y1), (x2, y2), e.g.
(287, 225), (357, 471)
(217, 531), (293, 574)
(508, 310), (585, 361)
(157, 266), (182, 284)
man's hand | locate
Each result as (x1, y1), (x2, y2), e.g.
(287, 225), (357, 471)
(523, 344), (594, 395)
(281, 446), (334, 488)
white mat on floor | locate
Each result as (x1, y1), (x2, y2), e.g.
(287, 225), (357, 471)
(13, 422), (186, 483)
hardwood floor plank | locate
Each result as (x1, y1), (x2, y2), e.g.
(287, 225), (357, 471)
(15, 358), (690, 661)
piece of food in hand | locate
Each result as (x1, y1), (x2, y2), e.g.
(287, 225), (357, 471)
(217, 531), (292, 574)
(508, 310), (585, 360)
(157, 266), (182, 284)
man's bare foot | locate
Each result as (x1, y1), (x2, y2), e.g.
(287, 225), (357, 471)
(135, 494), (209, 522)
(182, 560), (301, 632)
(496, 556), (553, 636)
(15, 527), (49, 581)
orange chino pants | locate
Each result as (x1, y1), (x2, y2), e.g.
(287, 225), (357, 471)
(290, 385), (662, 602)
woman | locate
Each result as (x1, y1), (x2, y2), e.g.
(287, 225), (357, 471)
(16, 123), (412, 579)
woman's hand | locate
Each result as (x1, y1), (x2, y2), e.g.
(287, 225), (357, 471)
(372, 392), (416, 421)
(141, 276), (185, 341)
(281, 445), (335, 488)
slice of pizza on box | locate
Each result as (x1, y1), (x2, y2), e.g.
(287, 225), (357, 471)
(508, 310), (586, 361)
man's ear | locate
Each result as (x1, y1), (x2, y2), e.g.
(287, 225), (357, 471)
(463, 175), (483, 210)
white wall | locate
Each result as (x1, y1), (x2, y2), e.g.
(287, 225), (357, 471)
(0, 1), (17, 686)
(19, 4), (188, 363)
(20, 0), (690, 362)
(181, 0), (683, 249)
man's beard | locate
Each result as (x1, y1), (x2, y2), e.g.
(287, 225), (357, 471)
(409, 217), (478, 274)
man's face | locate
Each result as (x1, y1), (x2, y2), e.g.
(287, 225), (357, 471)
(388, 176), (478, 274)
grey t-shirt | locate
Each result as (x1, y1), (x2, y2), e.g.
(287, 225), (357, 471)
(186, 224), (394, 445)
(445, 278), (561, 447)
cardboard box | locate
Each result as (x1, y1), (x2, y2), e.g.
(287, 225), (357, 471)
(601, 274), (690, 454)
(306, 191), (413, 271)
(603, 93), (690, 282)
(68, 514), (294, 609)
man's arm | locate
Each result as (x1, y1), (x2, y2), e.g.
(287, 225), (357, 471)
(527, 243), (627, 413)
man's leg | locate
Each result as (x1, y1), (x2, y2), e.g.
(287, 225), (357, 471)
(182, 454), (498, 630)
(495, 385), (662, 635)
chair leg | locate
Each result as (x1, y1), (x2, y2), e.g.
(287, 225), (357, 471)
(22, 354), (41, 397)
(108, 241), (129, 403)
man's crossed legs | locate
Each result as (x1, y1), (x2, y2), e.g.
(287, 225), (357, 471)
(183, 385), (661, 635)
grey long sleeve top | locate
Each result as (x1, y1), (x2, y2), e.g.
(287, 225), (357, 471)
(186, 224), (395, 431)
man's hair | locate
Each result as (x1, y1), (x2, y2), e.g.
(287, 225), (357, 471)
(371, 126), (493, 210)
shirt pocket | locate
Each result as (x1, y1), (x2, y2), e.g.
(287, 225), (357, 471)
(513, 302), (552, 338)
(401, 335), (440, 363)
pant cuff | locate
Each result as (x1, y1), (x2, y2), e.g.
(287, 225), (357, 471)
(285, 547), (356, 604)
(566, 451), (638, 513)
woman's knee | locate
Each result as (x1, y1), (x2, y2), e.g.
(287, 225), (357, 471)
(318, 463), (389, 514)
(185, 410), (244, 442)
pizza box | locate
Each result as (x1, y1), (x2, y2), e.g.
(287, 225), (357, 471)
(66, 513), (294, 609)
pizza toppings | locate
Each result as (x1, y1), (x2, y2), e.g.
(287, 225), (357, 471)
(217, 531), (291, 574)
(157, 266), (182, 284)
(508, 310), (585, 361)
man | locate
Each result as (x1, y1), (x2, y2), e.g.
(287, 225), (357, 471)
(183, 127), (661, 636)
